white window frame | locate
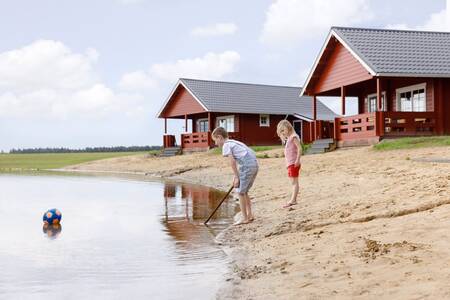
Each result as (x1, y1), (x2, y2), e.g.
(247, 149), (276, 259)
(396, 83), (427, 112)
(196, 118), (209, 132)
(366, 91), (387, 112)
(259, 114), (270, 127)
(216, 115), (235, 132)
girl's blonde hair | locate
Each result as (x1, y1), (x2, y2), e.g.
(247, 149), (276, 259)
(277, 120), (294, 139)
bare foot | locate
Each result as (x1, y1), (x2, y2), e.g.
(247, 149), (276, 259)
(233, 219), (250, 226)
(248, 215), (255, 222)
(282, 201), (297, 208)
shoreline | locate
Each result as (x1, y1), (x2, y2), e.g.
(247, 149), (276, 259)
(13, 146), (450, 299)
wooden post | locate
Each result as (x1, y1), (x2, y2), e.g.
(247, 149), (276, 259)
(376, 77), (384, 137)
(341, 86), (346, 116)
(164, 118), (167, 134)
(313, 95), (317, 140)
(436, 79), (445, 135)
(208, 112), (212, 132)
(184, 114), (188, 133)
(334, 118), (339, 141)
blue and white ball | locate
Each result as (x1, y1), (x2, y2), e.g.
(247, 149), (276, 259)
(43, 208), (62, 225)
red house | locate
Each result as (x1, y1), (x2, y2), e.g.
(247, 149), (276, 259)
(302, 27), (450, 146)
(158, 78), (336, 151)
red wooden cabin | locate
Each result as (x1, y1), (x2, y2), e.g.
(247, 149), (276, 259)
(158, 78), (336, 151)
(302, 27), (450, 146)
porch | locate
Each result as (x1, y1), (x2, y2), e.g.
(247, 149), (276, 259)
(309, 77), (446, 146)
(162, 112), (242, 151)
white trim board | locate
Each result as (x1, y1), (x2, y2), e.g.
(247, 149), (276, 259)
(300, 29), (376, 97)
(156, 79), (209, 118)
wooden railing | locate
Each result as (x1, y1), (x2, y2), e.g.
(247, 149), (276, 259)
(335, 112), (376, 141)
(181, 132), (211, 149)
(163, 135), (176, 148)
(384, 112), (436, 137)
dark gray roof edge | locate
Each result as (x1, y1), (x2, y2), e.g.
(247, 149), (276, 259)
(331, 26), (450, 35)
(180, 78), (302, 89)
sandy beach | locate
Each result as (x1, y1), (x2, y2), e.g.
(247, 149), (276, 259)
(64, 146), (450, 299)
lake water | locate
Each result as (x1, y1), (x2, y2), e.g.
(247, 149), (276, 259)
(0, 173), (236, 300)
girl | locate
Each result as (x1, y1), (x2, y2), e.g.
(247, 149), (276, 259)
(277, 120), (302, 208)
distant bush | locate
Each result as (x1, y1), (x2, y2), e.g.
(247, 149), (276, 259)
(9, 146), (162, 154)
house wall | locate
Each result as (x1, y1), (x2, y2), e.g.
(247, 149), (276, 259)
(160, 85), (206, 118)
(358, 78), (434, 113)
(313, 42), (373, 94)
(439, 78), (450, 134)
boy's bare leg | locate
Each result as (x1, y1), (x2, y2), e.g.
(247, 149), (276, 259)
(234, 193), (249, 225)
(245, 194), (254, 221)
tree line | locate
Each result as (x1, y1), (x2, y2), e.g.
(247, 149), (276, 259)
(9, 146), (162, 154)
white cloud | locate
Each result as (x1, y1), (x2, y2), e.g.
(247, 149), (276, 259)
(119, 71), (158, 91)
(387, 0), (450, 31)
(150, 51), (240, 81)
(190, 23), (238, 37)
(119, 50), (241, 91)
(0, 40), (142, 119)
(260, 0), (372, 46)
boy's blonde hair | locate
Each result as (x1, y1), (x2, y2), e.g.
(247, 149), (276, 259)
(277, 120), (294, 138)
(212, 127), (228, 139)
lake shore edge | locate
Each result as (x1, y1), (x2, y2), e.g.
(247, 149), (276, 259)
(18, 146), (450, 299)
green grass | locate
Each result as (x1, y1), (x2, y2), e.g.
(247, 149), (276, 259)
(373, 136), (450, 151)
(0, 152), (152, 171)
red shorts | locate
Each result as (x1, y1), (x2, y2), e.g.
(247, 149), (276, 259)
(287, 164), (301, 178)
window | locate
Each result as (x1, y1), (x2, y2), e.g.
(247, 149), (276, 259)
(216, 115), (235, 132)
(366, 92), (386, 112)
(197, 119), (208, 132)
(396, 83), (426, 112)
(259, 114), (270, 127)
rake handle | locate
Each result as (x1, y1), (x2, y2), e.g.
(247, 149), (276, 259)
(204, 185), (234, 225)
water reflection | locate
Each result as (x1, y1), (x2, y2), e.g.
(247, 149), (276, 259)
(162, 183), (237, 250)
(42, 223), (62, 239)
(0, 174), (234, 300)
(163, 183), (235, 222)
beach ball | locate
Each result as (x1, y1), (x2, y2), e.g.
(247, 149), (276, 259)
(43, 208), (62, 225)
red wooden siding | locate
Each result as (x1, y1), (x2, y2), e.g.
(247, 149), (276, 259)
(441, 78), (450, 134)
(359, 78), (434, 114)
(313, 42), (372, 94)
(238, 114), (283, 146)
(160, 85), (206, 118)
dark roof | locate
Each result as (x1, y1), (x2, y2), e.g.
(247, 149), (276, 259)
(177, 78), (337, 120)
(332, 26), (450, 76)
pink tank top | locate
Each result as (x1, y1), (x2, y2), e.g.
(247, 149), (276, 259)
(284, 134), (300, 167)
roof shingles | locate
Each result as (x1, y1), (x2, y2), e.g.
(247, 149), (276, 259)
(180, 78), (337, 121)
(333, 27), (450, 76)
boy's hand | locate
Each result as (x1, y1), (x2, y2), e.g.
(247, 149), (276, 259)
(233, 177), (240, 188)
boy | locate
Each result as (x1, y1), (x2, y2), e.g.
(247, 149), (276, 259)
(211, 127), (259, 225)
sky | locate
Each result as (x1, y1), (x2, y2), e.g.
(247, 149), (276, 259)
(0, 0), (448, 151)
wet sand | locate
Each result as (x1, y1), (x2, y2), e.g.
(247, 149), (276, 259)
(64, 146), (450, 299)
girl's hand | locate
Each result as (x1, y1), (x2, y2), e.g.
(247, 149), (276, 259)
(294, 160), (300, 167)
(233, 177), (240, 188)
